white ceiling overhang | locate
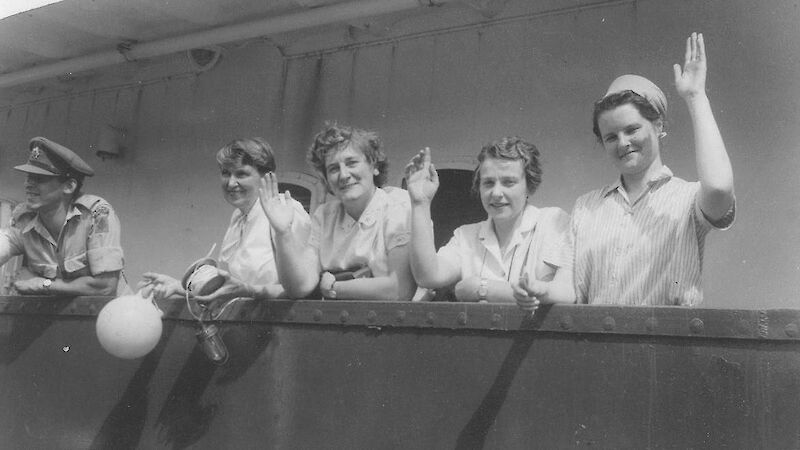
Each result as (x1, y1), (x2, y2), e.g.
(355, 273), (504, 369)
(0, 0), (449, 87)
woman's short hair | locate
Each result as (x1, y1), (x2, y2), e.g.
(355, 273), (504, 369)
(471, 136), (543, 196)
(216, 137), (276, 175)
(307, 124), (388, 191)
(592, 90), (663, 139)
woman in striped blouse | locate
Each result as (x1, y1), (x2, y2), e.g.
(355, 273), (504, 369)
(567, 32), (735, 306)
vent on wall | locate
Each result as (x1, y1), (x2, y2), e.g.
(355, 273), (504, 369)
(187, 46), (223, 73)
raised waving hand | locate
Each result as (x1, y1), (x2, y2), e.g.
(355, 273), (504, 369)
(404, 147), (439, 205)
(673, 32), (707, 100)
(258, 172), (294, 234)
(672, 32), (735, 222)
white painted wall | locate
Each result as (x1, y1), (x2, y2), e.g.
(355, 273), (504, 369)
(0, 0), (797, 308)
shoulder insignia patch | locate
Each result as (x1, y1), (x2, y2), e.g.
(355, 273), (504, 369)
(92, 205), (111, 233)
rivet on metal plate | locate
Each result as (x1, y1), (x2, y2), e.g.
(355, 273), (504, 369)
(396, 310), (406, 323)
(367, 310), (377, 323)
(457, 312), (467, 326)
(339, 310), (349, 323)
(313, 309), (323, 321)
(645, 317), (658, 332)
(559, 315), (573, 330)
(491, 313), (502, 326)
(689, 317), (704, 334)
(602, 316), (615, 331)
(426, 312), (436, 325)
(784, 323), (799, 338)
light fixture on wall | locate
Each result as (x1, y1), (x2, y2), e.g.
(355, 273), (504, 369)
(95, 124), (127, 161)
(188, 46), (223, 73)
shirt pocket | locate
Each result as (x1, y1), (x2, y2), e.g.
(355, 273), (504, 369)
(62, 252), (89, 277)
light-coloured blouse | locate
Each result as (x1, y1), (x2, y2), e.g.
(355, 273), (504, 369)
(309, 187), (411, 276)
(219, 199), (310, 287)
(437, 204), (571, 283)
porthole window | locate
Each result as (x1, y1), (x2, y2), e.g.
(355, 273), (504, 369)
(277, 183), (312, 213)
(428, 169), (485, 249)
(402, 165), (484, 249)
(276, 172), (325, 214)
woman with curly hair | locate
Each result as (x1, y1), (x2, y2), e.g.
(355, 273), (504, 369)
(405, 137), (573, 309)
(260, 124), (416, 301)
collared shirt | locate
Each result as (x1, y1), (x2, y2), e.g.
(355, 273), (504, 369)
(570, 166), (735, 306)
(310, 187), (411, 276)
(437, 205), (571, 283)
(0, 194), (129, 295)
(219, 199), (310, 287)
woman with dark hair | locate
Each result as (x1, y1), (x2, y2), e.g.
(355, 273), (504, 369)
(142, 137), (310, 304)
(405, 138), (573, 308)
(259, 124), (416, 301)
(570, 32), (735, 306)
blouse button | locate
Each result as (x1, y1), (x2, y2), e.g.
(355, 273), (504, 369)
(361, 215), (376, 227)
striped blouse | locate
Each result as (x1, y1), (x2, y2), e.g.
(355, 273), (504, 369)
(570, 166), (735, 306)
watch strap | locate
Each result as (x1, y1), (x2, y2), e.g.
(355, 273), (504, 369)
(477, 278), (488, 302)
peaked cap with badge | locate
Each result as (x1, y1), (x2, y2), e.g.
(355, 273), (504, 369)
(14, 137), (94, 178)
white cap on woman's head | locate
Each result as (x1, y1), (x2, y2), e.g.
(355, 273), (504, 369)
(605, 74), (667, 118)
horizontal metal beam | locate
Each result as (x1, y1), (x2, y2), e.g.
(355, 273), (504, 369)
(3, 295), (800, 341)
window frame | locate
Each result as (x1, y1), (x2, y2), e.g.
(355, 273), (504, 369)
(276, 171), (326, 213)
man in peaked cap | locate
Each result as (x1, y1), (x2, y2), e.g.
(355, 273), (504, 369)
(0, 137), (130, 296)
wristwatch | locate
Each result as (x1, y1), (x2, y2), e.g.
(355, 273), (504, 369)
(477, 278), (488, 303)
(42, 278), (52, 292)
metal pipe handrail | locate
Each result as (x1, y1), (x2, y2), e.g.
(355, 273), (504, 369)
(0, 0), (449, 89)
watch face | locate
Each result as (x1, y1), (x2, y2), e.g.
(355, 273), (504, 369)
(478, 280), (488, 298)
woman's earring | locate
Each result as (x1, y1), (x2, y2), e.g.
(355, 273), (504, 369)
(373, 169), (379, 176)
(659, 132), (667, 138)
